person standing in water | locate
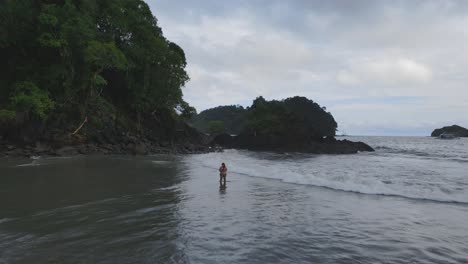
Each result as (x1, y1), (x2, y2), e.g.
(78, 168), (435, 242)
(219, 163), (227, 185)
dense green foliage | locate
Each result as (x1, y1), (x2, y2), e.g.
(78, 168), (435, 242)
(0, 0), (192, 137)
(9, 82), (55, 119)
(246, 96), (337, 139)
(190, 105), (247, 134)
(192, 97), (337, 139)
(208, 120), (225, 134)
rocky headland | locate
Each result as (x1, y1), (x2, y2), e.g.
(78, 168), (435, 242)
(212, 133), (374, 154)
(431, 125), (468, 137)
(0, 126), (210, 158)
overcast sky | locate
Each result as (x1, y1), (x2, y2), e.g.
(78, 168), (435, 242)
(147, 0), (468, 136)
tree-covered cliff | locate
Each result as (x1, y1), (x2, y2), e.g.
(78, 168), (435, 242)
(209, 96), (373, 154)
(193, 96), (337, 138)
(0, 0), (197, 148)
(245, 96), (337, 140)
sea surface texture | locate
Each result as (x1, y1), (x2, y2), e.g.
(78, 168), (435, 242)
(0, 136), (467, 263)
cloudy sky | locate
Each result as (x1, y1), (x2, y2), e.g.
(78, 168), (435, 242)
(147, 0), (468, 135)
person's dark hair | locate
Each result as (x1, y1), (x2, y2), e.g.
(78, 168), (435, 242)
(222, 163), (225, 166)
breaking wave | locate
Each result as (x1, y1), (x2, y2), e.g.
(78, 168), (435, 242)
(190, 146), (468, 204)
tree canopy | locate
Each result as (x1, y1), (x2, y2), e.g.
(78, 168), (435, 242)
(0, 0), (192, 135)
(191, 96), (337, 139)
(245, 96), (337, 140)
(190, 105), (247, 134)
(208, 120), (225, 134)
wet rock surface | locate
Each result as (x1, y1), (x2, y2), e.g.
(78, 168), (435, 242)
(212, 133), (374, 154)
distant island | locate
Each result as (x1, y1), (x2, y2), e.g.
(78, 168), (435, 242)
(431, 125), (468, 137)
(193, 96), (374, 154)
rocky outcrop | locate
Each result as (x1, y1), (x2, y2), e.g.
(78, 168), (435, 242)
(0, 135), (210, 158)
(211, 133), (374, 154)
(431, 125), (468, 137)
(0, 111), (211, 158)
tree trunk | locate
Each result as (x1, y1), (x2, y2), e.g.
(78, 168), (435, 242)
(71, 116), (88, 136)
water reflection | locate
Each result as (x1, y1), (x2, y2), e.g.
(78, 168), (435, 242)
(3, 151), (468, 264)
(219, 182), (227, 195)
(0, 155), (189, 263)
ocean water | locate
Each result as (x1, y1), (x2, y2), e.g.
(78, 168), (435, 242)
(196, 136), (468, 204)
(0, 136), (467, 263)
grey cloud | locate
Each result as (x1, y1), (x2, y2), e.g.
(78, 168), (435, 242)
(148, 0), (468, 135)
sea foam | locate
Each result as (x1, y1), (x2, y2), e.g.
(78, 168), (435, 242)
(190, 149), (468, 204)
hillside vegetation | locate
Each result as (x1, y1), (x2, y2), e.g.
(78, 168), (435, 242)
(1, 0), (200, 153)
(190, 105), (247, 134)
(192, 96), (337, 139)
(245, 96), (337, 140)
(209, 96), (373, 154)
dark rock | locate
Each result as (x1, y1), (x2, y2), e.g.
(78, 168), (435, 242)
(101, 144), (115, 151)
(160, 141), (170, 147)
(431, 125), (468, 137)
(86, 144), (99, 154)
(126, 143), (135, 152)
(34, 142), (51, 153)
(212, 133), (236, 147)
(54, 146), (78, 156)
(127, 135), (138, 144)
(77, 145), (88, 154)
(0, 107), (211, 157)
(7, 148), (28, 157)
(134, 143), (147, 155)
(211, 133), (374, 154)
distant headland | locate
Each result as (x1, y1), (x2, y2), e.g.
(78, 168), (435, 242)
(431, 125), (468, 137)
(192, 96), (374, 154)
(0, 0), (207, 157)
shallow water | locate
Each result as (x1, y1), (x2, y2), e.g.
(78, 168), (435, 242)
(0, 137), (467, 263)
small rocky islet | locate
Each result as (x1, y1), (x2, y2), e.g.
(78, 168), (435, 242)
(431, 125), (468, 137)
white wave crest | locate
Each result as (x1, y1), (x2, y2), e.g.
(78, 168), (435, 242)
(189, 149), (468, 204)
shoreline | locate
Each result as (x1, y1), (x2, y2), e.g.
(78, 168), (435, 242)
(212, 133), (375, 154)
(1, 140), (467, 263)
(1, 136), (374, 158)
(0, 141), (212, 159)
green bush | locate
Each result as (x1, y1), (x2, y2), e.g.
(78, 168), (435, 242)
(0, 109), (16, 122)
(9, 82), (54, 119)
(208, 121), (225, 134)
